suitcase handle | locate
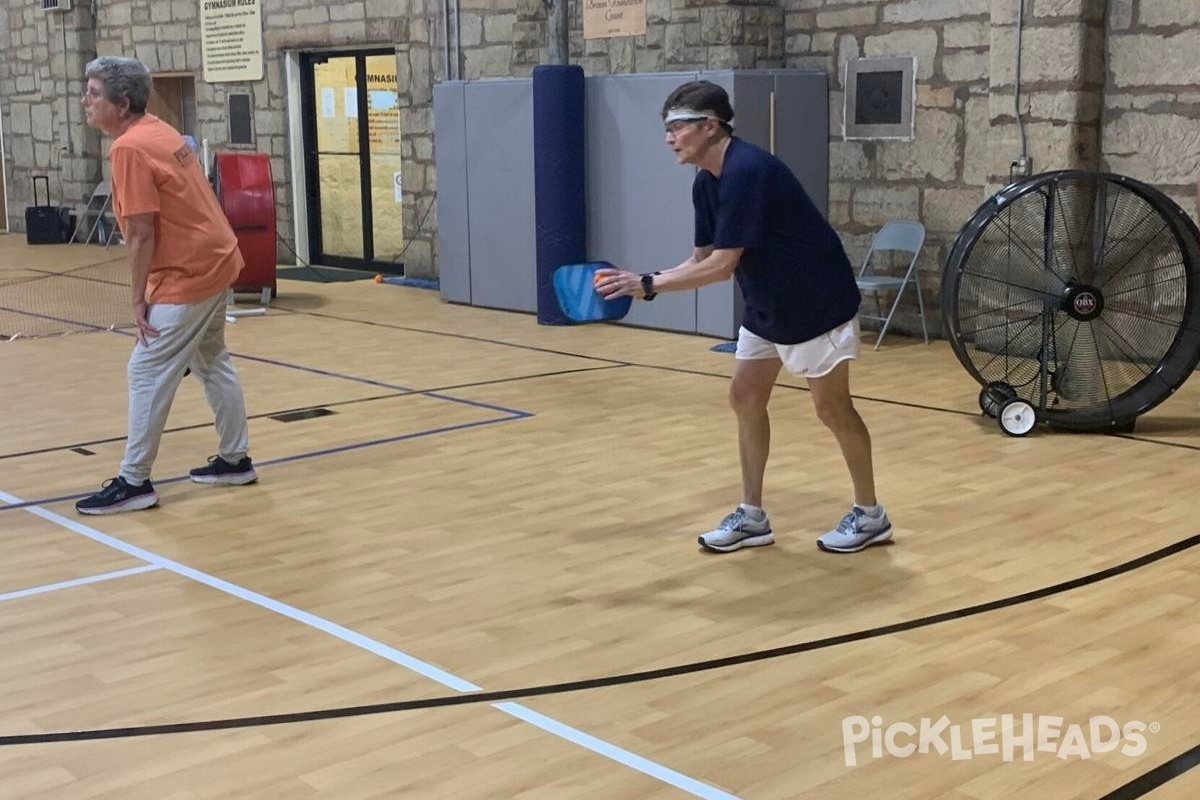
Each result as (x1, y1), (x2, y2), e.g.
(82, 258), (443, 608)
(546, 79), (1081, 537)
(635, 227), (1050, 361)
(32, 175), (50, 207)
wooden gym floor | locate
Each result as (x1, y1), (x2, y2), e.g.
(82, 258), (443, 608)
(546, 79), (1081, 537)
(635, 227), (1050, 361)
(1, 236), (1198, 800)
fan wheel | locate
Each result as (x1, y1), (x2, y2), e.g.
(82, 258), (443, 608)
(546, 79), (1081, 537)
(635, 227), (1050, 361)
(998, 397), (1037, 436)
(979, 380), (1017, 418)
(943, 170), (1200, 432)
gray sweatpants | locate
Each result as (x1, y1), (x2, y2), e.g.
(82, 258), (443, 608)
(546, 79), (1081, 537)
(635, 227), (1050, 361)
(119, 290), (250, 484)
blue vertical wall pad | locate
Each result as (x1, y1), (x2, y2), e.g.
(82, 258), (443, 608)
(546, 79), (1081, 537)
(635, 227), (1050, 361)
(533, 65), (588, 325)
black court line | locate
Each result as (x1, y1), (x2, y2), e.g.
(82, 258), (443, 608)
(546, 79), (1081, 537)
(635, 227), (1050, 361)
(11, 299), (1190, 451)
(2, 347), (554, 510)
(267, 304), (986, 419)
(0, 305), (110, 333)
(652, 363), (987, 417)
(271, 304), (1200, 446)
(0, 391), (405, 461)
(9, 270), (130, 288)
(0, 364), (627, 461)
(269, 303), (634, 366)
(2, 531), (1195, 747)
(6, 311), (1200, 796)
(1112, 433), (1200, 453)
(1, 412), (531, 512)
(8, 257), (127, 279)
(1096, 743), (1200, 799)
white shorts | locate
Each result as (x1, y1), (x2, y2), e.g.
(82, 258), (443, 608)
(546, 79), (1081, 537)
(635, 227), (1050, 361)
(735, 317), (861, 378)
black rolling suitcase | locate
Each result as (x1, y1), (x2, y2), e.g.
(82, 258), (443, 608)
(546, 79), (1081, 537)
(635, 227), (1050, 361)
(25, 175), (70, 245)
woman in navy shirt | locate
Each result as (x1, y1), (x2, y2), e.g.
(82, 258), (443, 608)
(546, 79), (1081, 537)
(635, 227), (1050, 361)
(597, 80), (892, 555)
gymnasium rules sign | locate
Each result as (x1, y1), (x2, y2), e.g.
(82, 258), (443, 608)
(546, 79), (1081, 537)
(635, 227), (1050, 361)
(583, 0), (646, 39)
(200, 0), (265, 82)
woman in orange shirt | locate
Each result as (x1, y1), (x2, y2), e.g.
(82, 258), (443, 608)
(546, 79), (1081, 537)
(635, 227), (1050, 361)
(76, 56), (257, 514)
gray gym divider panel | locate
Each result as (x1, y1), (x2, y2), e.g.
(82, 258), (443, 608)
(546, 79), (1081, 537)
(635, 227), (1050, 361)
(586, 72), (700, 335)
(464, 79), (537, 313)
(433, 70), (829, 335)
(433, 83), (471, 304)
(773, 71), (830, 216)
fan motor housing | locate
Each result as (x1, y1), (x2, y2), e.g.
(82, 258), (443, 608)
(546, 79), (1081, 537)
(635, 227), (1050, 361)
(1061, 284), (1104, 322)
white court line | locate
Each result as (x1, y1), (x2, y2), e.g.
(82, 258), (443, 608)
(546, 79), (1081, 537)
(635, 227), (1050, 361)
(0, 490), (743, 800)
(0, 564), (160, 603)
(495, 703), (744, 798)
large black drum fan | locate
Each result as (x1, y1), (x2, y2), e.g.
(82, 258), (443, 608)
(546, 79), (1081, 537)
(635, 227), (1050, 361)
(942, 170), (1200, 436)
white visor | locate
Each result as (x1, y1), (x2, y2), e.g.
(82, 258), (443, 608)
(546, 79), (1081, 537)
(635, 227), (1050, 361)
(664, 107), (731, 128)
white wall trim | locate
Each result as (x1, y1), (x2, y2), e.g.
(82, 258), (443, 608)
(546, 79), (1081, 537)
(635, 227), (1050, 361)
(284, 51), (309, 266)
(0, 98), (10, 233)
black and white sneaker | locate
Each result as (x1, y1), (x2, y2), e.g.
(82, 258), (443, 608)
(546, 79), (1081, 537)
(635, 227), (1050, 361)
(189, 455), (258, 485)
(76, 477), (159, 515)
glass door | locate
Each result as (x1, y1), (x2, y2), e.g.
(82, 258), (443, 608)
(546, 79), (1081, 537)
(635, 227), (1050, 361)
(300, 50), (404, 272)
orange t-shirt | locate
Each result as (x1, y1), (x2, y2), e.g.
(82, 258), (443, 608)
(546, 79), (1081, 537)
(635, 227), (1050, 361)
(109, 115), (245, 304)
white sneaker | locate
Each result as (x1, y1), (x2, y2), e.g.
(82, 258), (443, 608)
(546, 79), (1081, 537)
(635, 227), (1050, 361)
(817, 507), (893, 553)
(698, 508), (774, 553)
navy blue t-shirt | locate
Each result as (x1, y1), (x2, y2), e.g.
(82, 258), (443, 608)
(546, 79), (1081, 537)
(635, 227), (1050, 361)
(693, 137), (860, 345)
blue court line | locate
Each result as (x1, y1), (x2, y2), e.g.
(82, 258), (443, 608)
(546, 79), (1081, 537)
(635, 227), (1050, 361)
(16, 316), (529, 416)
(0, 490), (743, 800)
(230, 352), (417, 392)
(226, 352), (532, 418)
(90, 327), (531, 416)
(0, 565), (160, 603)
(93, 334), (535, 419)
(12, 314), (534, 419)
(4, 334), (536, 512)
(0, 414), (530, 512)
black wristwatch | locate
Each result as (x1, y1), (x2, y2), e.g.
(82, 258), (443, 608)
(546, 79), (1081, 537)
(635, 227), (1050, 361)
(640, 272), (658, 301)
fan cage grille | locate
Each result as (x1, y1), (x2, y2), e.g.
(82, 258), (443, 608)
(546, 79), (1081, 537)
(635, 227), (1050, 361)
(943, 171), (1200, 430)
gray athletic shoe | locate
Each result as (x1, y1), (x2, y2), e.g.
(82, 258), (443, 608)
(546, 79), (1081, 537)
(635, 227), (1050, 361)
(698, 508), (774, 553)
(817, 507), (893, 553)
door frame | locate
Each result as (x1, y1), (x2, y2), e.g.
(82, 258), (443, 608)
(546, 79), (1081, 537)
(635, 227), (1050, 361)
(148, 71), (196, 138)
(285, 51), (309, 266)
(298, 47), (401, 273)
(0, 99), (9, 232)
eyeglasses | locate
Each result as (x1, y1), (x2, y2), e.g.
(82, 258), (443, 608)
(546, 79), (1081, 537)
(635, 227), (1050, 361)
(81, 88), (105, 102)
(665, 118), (708, 135)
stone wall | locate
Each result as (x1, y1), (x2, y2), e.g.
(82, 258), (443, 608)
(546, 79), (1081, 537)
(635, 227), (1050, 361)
(1104, 0), (1200, 224)
(252, 1), (444, 277)
(2, 0), (1198, 320)
(1, 4), (103, 225)
(511, 0), (784, 76)
(1, 0), (446, 278)
(768, 0), (1115, 337)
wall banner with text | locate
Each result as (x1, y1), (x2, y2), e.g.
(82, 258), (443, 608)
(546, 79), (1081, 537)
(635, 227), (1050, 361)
(583, 0), (647, 40)
(200, 0), (265, 83)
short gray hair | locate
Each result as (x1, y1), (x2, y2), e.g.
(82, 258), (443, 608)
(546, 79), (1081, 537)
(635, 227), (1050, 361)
(85, 56), (152, 114)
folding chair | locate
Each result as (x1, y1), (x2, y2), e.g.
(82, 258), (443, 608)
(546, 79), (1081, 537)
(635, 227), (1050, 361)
(855, 220), (928, 350)
(72, 180), (119, 247)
